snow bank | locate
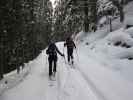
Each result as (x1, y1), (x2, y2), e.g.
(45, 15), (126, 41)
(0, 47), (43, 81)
(75, 11), (133, 99)
(125, 27), (133, 37)
(0, 62), (32, 95)
(79, 27), (133, 82)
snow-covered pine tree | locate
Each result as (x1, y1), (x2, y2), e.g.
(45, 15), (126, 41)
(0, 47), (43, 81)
(0, 0), (53, 78)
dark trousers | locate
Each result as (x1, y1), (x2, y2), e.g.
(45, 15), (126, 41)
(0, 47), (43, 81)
(48, 55), (57, 76)
(67, 48), (73, 62)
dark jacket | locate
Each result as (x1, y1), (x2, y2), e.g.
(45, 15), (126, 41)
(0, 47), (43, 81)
(64, 38), (76, 49)
(46, 43), (63, 57)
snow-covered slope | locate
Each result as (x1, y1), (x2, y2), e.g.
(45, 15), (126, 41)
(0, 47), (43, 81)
(0, 25), (133, 100)
(0, 43), (100, 100)
(77, 27), (133, 100)
(0, 63), (31, 95)
(124, 1), (133, 26)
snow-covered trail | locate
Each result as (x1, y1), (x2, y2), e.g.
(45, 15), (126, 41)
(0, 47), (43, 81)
(0, 53), (49, 100)
(0, 42), (133, 100)
(0, 42), (98, 100)
(76, 44), (133, 100)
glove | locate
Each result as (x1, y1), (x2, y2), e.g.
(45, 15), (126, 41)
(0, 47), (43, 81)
(64, 43), (66, 47)
(46, 49), (49, 55)
(62, 54), (65, 57)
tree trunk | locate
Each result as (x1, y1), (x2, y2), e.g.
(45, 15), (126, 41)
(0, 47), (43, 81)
(111, 0), (124, 22)
(119, 6), (124, 22)
(109, 18), (112, 32)
(0, 47), (4, 80)
(83, 0), (89, 32)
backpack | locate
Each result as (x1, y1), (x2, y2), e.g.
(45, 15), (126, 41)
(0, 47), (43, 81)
(46, 43), (57, 56)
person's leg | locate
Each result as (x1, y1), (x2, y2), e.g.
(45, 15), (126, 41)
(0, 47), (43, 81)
(53, 56), (57, 72)
(67, 49), (71, 63)
(70, 49), (74, 64)
(48, 57), (53, 76)
(53, 61), (57, 72)
(53, 61), (57, 77)
(53, 56), (57, 77)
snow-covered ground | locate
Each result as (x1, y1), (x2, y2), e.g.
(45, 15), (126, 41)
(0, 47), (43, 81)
(0, 63), (31, 95)
(0, 43), (100, 100)
(0, 26), (133, 100)
(76, 27), (133, 100)
(0, 1), (133, 100)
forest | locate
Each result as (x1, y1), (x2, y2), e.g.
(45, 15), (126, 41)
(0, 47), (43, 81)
(0, 0), (132, 80)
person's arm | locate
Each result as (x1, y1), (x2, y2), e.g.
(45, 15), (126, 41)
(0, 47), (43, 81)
(46, 48), (49, 55)
(73, 41), (76, 48)
(55, 44), (64, 56)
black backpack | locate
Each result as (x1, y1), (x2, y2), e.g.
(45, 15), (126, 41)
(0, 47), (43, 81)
(46, 43), (57, 56)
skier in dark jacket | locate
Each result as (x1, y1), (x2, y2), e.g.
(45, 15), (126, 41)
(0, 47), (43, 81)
(64, 37), (76, 64)
(46, 41), (64, 79)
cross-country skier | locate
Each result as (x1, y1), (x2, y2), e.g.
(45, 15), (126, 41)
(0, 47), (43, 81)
(46, 41), (64, 80)
(64, 37), (76, 65)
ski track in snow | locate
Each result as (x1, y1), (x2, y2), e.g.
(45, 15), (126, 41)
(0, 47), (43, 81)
(0, 46), (100, 100)
(73, 63), (107, 100)
(0, 39), (133, 100)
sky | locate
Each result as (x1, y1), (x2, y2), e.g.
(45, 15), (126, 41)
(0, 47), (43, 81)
(50, 0), (57, 8)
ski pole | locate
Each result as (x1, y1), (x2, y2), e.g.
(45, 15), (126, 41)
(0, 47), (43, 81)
(63, 46), (65, 55)
(45, 55), (47, 67)
(63, 46), (67, 64)
(62, 55), (67, 64)
(44, 55), (48, 73)
(75, 48), (79, 62)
